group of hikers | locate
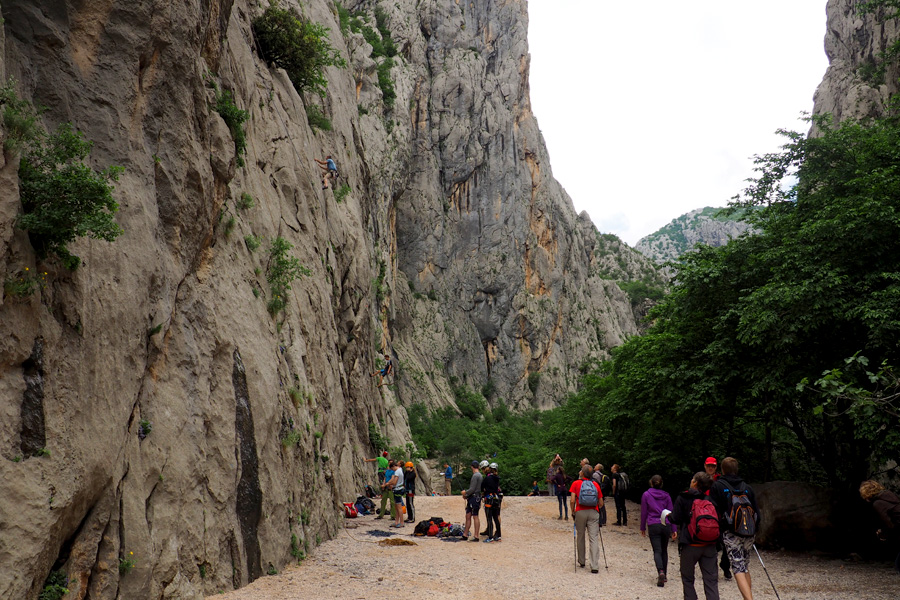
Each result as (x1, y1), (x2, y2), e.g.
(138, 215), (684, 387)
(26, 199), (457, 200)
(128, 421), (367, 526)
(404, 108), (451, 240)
(546, 455), (762, 599)
(362, 451), (900, 598)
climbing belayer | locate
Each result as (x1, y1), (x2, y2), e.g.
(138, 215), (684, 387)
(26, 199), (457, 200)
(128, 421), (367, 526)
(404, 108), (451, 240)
(315, 155), (339, 189)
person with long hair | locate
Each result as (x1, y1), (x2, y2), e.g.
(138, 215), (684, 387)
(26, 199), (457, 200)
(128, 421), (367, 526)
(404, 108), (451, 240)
(641, 475), (676, 587)
(554, 466), (569, 520)
(860, 479), (900, 572)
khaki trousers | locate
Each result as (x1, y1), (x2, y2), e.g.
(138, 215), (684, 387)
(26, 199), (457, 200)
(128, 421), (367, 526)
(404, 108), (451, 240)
(574, 509), (600, 570)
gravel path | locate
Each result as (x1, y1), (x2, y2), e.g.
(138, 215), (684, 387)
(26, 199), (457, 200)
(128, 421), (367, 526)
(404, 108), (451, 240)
(209, 495), (897, 599)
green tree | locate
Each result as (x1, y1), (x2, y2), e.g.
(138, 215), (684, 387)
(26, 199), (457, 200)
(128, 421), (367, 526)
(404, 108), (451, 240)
(17, 123), (123, 269)
(252, 2), (346, 97)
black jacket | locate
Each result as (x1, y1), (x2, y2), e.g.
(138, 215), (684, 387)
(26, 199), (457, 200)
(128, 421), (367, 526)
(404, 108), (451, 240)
(671, 488), (716, 546)
(709, 474), (760, 531)
(872, 490), (900, 538)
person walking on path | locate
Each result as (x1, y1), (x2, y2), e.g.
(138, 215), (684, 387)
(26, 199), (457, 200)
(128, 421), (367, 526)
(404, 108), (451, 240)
(860, 479), (900, 572)
(569, 465), (604, 573)
(611, 464), (629, 526)
(364, 451), (389, 486)
(641, 475), (676, 587)
(593, 464), (612, 526)
(709, 457), (759, 600)
(376, 460), (397, 520)
(704, 456), (732, 580)
(672, 472), (720, 600)
(462, 460), (483, 541)
(547, 454), (563, 497)
(483, 462), (502, 542)
(443, 463), (453, 496)
(404, 462), (417, 523)
(554, 466), (570, 520)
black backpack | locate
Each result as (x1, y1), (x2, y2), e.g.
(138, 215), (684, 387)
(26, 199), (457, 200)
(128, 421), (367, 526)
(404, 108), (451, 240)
(722, 487), (757, 537)
(617, 472), (629, 493)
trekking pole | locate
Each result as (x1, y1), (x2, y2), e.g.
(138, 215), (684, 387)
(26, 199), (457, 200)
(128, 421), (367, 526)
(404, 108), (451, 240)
(752, 544), (782, 600)
(573, 522), (577, 573)
(598, 520), (609, 569)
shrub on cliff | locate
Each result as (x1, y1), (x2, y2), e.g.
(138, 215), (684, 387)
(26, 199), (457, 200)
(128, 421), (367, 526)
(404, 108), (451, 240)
(17, 123), (123, 270)
(252, 2), (346, 97)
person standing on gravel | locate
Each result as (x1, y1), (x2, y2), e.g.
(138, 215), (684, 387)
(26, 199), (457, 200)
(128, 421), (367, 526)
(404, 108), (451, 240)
(593, 464), (612, 527)
(672, 472), (719, 600)
(554, 466), (570, 520)
(483, 462), (502, 543)
(390, 461), (406, 528)
(443, 463), (453, 496)
(611, 464), (629, 526)
(404, 462), (417, 523)
(640, 475), (676, 587)
(364, 451), (389, 486)
(376, 461), (397, 520)
(547, 454), (563, 497)
(462, 460), (483, 541)
(569, 465), (604, 573)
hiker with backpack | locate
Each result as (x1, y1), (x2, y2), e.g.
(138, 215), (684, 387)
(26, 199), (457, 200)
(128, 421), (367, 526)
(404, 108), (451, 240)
(611, 464), (629, 526)
(569, 465), (604, 573)
(641, 475), (676, 588)
(672, 472), (720, 600)
(314, 155), (338, 189)
(703, 456), (732, 580)
(547, 454), (563, 497)
(593, 464), (612, 526)
(859, 479), (900, 572)
(709, 457), (759, 600)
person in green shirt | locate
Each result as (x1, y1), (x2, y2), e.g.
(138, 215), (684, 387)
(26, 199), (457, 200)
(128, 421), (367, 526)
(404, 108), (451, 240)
(364, 451), (390, 485)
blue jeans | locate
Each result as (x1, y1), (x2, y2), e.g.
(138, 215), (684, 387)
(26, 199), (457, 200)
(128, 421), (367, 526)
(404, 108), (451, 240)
(557, 493), (568, 518)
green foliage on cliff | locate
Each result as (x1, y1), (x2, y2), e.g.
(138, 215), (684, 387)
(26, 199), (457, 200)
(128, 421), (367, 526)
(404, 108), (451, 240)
(212, 84), (249, 167)
(252, 2), (346, 97)
(856, 1), (900, 84)
(0, 79), (41, 153)
(18, 123), (123, 270)
(266, 237), (311, 315)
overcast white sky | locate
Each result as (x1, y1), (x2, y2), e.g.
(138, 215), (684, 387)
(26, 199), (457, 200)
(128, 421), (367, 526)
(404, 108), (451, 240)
(527, 1), (830, 246)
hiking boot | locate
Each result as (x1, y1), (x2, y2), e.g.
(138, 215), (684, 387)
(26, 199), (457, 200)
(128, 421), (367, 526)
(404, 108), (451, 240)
(657, 571), (665, 587)
(480, 530), (488, 536)
(565, 516), (569, 521)
(375, 516), (384, 520)
(492, 537), (501, 542)
(723, 568), (732, 580)
(461, 535), (468, 541)
(483, 537), (494, 543)
(591, 569), (599, 574)
(557, 516), (563, 520)
(470, 537), (479, 542)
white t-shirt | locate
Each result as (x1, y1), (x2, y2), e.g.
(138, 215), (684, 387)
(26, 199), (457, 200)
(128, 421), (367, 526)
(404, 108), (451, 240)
(393, 469), (405, 491)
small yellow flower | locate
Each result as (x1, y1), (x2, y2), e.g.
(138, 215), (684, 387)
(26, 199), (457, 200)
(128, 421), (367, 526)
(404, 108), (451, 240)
(129, 551), (133, 555)
(25, 268), (29, 271)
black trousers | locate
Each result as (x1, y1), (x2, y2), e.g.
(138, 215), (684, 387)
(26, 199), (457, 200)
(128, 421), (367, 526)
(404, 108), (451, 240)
(648, 523), (671, 574)
(614, 493), (627, 524)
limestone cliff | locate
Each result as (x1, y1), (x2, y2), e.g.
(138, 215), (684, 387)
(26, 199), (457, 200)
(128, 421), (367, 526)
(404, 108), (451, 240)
(814, 0), (900, 120)
(635, 207), (754, 265)
(0, 0), (657, 598)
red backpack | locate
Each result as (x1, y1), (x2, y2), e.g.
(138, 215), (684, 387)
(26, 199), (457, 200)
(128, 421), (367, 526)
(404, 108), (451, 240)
(343, 502), (358, 518)
(687, 498), (720, 544)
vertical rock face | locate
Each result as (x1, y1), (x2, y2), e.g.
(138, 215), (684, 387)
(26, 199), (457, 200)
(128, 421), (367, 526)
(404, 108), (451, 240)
(814, 0), (900, 119)
(0, 0), (656, 597)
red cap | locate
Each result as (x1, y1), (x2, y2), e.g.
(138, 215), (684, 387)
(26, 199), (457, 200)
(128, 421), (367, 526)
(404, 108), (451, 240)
(382, 451), (389, 457)
(704, 457), (717, 466)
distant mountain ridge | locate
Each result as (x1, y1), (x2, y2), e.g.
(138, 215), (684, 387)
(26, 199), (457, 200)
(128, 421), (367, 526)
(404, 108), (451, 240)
(634, 207), (754, 264)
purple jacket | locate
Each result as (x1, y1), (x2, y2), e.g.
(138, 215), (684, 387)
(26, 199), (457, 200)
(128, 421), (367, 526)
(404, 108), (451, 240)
(640, 487), (675, 533)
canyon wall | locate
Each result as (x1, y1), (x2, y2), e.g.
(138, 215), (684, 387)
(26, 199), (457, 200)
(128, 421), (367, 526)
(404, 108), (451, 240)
(0, 0), (658, 597)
